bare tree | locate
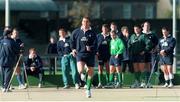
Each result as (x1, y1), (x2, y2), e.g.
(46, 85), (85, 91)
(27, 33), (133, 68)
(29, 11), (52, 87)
(68, 0), (92, 28)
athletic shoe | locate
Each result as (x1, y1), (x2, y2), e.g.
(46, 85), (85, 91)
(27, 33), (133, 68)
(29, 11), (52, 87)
(168, 83), (173, 88)
(104, 82), (115, 88)
(9, 85), (14, 90)
(130, 81), (140, 88)
(139, 82), (146, 88)
(162, 83), (168, 87)
(75, 84), (80, 89)
(97, 83), (103, 88)
(24, 83), (28, 88)
(63, 85), (70, 89)
(115, 82), (122, 88)
(146, 83), (153, 88)
(1, 88), (5, 93)
(2, 88), (12, 93)
(86, 90), (91, 98)
(83, 85), (87, 89)
(18, 84), (26, 89)
(38, 83), (42, 88)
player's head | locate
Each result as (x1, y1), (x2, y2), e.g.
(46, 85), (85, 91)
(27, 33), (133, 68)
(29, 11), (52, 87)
(134, 24), (141, 34)
(102, 24), (109, 34)
(121, 26), (129, 36)
(29, 48), (37, 58)
(3, 29), (12, 37)
(110, 30), (117, 39)
(110, 22), (117, 31)
(142, 21), (151, 32)
(59, 28), (66, 38)
(11, 28), (19, 39)
(81, 16), (91, 29)
(161, 27), (169, 37)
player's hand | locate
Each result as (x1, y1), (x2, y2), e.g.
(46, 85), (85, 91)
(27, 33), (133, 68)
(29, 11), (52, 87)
(30, 67), (36, 72)
(72, 49), (77, 57)
(160, 50), (166, 56)
(86, 46), (91, 52)
(20, 43), (24, 47)
(115, 54), (119, 59)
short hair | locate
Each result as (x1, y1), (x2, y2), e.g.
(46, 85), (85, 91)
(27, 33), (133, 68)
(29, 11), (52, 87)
(134, 24), (141, 28)
(142, 21), (150, 27)
(102, 24), (109, 28)
(121, 26), (128, 32)
(59, 28), (66, 32)
(162, 27), (170, 31)
(110, 30), (117, 35)
(110, 22), (117, 26)
(13, 27), (18, 31)
(82, 16), (91, 22)
(3, 29), (12, 36)
(29, 48), (36, 53)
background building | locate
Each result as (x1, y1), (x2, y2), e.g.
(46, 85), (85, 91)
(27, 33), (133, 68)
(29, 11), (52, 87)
(0, 0), (179, 55)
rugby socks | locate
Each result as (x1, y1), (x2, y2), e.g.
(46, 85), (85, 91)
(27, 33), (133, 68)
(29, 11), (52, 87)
(39, 73), (43, 84)
(86, 76), (92, 90)
(134, 72), (141, 82)
(141, 71), (146, 83)
(117, 72), (122, 84)
(98, 73), (102, 84)
(169, 73), (174, 84)
(145, 72), (151, 83)
(164, 74), (169, 84)
(109, 73), (114, 83)
(105, 71), (109, 83)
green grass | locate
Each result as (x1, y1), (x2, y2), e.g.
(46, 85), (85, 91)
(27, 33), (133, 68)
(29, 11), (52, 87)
(1, 69), (180, 87)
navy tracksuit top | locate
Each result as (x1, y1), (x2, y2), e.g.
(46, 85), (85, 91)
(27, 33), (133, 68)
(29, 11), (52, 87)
(158, 35), (176, 56)
(25, 55), (43, 70)
(0, 36), (20, 67)
(121, 35), (130, 61)
(97, 33), (111, 56)
(71, 28), (97, 56)
(57, 37), (72, 57)
(145, 33), (159, 51)
(14, 38), (24, 53)
(47, 43), (58, 54)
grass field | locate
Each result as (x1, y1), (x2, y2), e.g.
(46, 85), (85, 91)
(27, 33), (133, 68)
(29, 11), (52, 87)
(0, 69), (180, 87)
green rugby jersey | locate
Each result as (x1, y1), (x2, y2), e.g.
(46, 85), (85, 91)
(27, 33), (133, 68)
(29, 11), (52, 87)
(128, 33), (152, 55)
(110, 37), (125, 55)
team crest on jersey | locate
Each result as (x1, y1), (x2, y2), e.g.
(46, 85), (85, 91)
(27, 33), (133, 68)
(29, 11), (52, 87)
(160, 39), (168, 47)
(88, 34), (92, 37)
(81, 37), (88, 42)
(3, 42), (7, 45)
(162, 42), (168, 47)
(102, 41), (107, 45)
(160, 39), (165, 43)
(64, 43), (69, 47)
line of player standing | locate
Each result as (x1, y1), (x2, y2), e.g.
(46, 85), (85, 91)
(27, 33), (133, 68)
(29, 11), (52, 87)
(0, 17), (176, 98)
(63, 17), (176, 98)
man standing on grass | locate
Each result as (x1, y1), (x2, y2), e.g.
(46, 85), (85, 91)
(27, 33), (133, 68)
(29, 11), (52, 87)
(0, 29), (20, 92)
(57, 28), (80, 89)
(108, 30), (125, 88)
(96, 24), (111, 88)
(128, 25), (152, 88)
(71, 16), (97, 98)
(158, 27), (176, 88)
